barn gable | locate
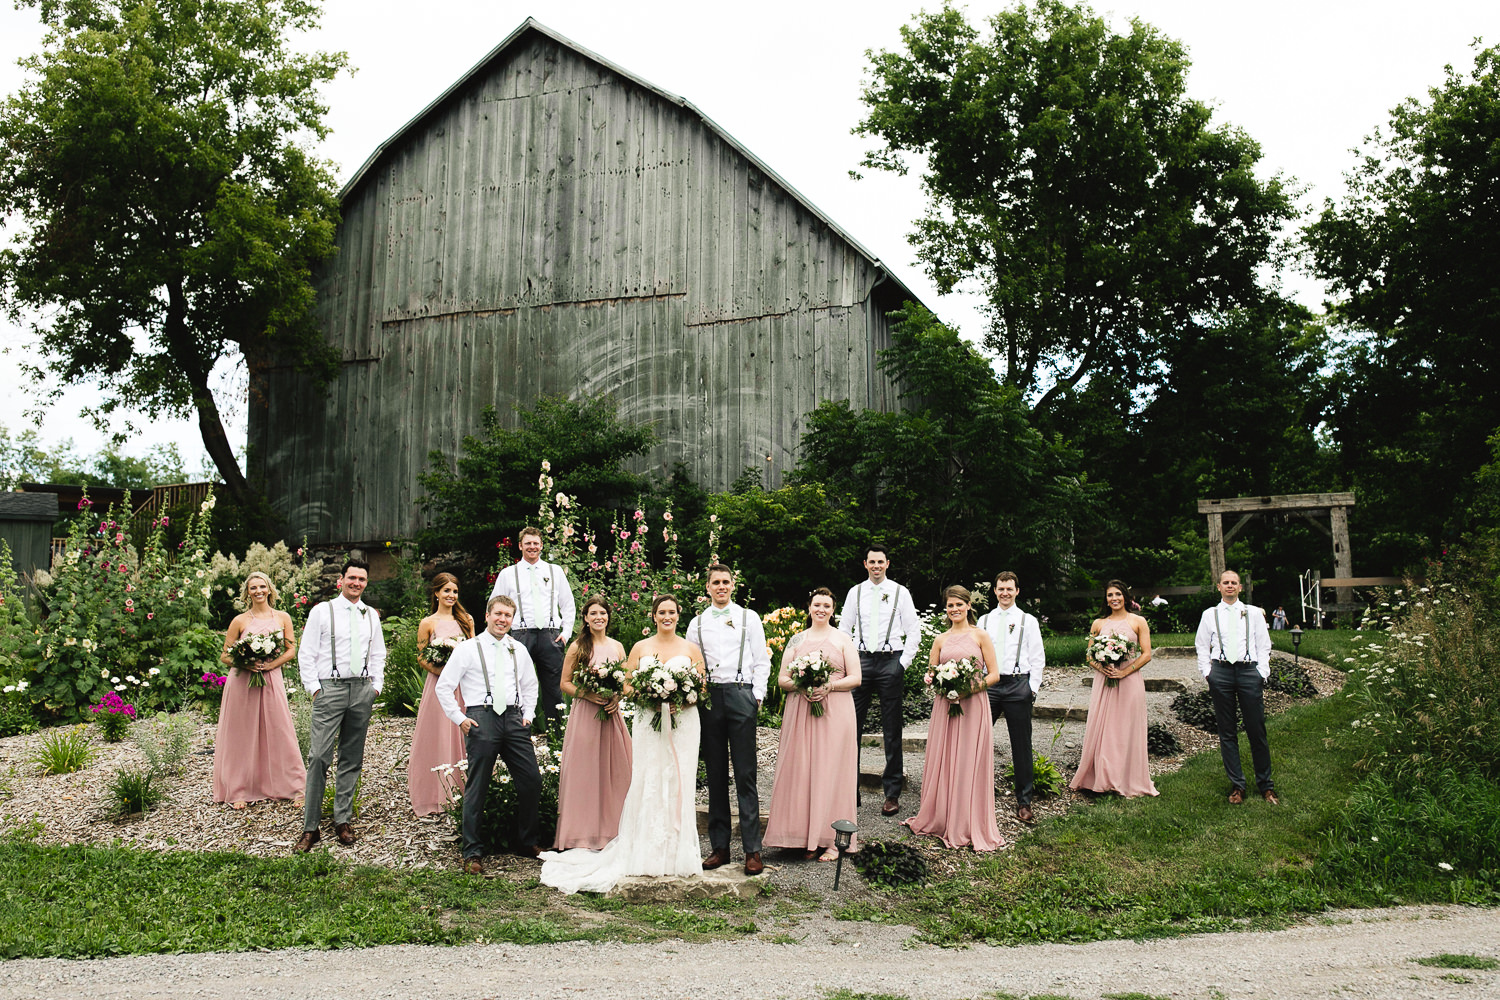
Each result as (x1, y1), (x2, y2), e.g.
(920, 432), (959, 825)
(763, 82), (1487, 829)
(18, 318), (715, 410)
(251, 18), (922, 545)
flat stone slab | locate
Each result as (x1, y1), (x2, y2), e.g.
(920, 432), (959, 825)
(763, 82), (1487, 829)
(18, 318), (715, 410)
(605, 869), (763, 902)
(694, 803), (769, 838)
(860, 732), (929, 751)
(1034, 649), (1206, 721)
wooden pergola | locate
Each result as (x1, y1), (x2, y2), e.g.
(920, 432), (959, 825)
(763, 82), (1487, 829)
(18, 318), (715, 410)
(1198, 493), (1357, 609)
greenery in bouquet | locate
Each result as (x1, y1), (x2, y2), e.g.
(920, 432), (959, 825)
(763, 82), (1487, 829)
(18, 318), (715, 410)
(628, 653), (709, 731)
(422, 635), (462, 671)
(925, 655), (984, 717)
(225, 631), (286, 688)
(573, 656), (627, 720)
(28, 490), (218, 718)
(785, 648), (835, 717)
(1085, 631), (1139, 688)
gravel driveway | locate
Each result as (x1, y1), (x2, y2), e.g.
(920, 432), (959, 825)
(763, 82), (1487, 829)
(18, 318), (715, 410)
(3, 904), (1496, 999)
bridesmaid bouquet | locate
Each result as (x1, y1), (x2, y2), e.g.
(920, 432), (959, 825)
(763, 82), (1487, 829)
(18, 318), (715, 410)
(423, 636), (462, 671)
(1086, 632), (1139, 688)
(574, 656), (629, 720)
(629, 654), (710, 732)
(925, 657), (985, 717)
(786, 649), (834, 717)
(226, 632), (286, 688)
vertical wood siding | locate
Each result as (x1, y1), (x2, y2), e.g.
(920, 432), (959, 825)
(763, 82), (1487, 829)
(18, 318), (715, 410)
(252, 33), (903, 544)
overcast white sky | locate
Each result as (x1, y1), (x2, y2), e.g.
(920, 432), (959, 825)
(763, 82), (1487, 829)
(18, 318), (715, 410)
(1, 0), (1496, 473)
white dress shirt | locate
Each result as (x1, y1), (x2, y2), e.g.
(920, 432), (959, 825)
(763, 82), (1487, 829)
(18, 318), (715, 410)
(977, 605), (1046, 694)
(489, 558), (577, 636)
(838, 578), (921, 668)
(435, 631), (539, 725)
(684, 602), (772, 701)
(1195, 600), (1272, 679)
(298, 597), (386, 694)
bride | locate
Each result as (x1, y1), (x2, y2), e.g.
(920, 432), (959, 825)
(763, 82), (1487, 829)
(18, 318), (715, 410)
(540, 594), (706, 893)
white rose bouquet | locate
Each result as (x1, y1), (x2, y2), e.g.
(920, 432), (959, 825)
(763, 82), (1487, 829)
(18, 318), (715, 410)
(786, 649), (835, 717)
(422, 636), (461, 671)
(227, 631), (286, 688)
(1086, 632), (1139, 688)
(629, 653), (710, 731)
(574, 656), (629, 720)
(924, 656), (985, 717)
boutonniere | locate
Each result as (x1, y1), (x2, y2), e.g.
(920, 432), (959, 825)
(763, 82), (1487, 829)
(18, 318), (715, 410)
(725, 618), (737, 630)
(880, 592), (890, 604)
(358, 607), (368, 618)
(1008, 622), (1017, 634)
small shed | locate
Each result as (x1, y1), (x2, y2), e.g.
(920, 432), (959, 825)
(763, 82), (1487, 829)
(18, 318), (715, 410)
(0, 492), (59, 585)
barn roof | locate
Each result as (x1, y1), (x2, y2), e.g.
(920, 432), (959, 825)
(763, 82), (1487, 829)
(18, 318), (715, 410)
(339, 17), (922, 307)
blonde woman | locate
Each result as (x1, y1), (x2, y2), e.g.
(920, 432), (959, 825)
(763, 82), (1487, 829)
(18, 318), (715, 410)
(215, 572), (305, 809)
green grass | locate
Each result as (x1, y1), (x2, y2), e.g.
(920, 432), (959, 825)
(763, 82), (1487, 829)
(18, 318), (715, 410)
(1413, 954), (1500, 970)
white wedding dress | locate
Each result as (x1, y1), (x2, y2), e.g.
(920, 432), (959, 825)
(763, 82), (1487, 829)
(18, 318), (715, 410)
(540, 705), (703, 894)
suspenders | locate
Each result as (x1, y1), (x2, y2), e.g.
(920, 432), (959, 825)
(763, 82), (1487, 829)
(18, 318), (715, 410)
(511, 562), (559, 630)
(1213, 607), (1251, 663)
(854, 583), (901, 653)
(696, 608), (748, 682)
(988, 610), (1030, 674)
(325, 600), (371, 678)
(473, 635), (521, 708)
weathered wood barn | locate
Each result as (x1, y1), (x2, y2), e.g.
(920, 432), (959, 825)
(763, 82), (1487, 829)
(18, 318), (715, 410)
(251, 18), (923, 546)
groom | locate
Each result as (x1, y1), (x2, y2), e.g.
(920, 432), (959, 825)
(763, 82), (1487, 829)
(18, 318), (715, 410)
(436, 594), (543, 873)
(295, 558), (386, 852)
(688, 564), (771, 877)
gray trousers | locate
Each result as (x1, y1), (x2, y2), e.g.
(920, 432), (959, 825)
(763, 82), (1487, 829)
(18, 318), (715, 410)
(301, 677), (375, 831)
(701, 683), (762, 854)
(1207, 659), (1274, 793)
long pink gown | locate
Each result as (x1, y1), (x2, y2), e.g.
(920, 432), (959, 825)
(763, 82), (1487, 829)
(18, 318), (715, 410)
(408, 618), (468, 816)
(764, 634), (859, 850)
(213, 615), (306, 804)
(1070, 618), (1158, 798)
(905, 632), (1004, 851)
(553, 645), (633, 849)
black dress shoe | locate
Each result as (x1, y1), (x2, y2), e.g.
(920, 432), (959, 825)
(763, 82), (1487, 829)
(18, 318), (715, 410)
(702, 848), (731, 870)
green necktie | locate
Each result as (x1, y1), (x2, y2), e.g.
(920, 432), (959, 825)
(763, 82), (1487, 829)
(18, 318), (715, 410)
(349, 603), (363, 669)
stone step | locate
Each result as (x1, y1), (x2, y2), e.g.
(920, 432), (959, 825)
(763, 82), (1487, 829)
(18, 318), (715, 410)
(860, 733), (928, 752)
(606, 869), (763, 901)
(1081, 676), (1188, 691)
(694, 802), (769, 839)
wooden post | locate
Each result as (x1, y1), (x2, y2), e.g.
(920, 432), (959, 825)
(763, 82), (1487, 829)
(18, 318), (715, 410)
(1207, 511), (1225, 587)
(1330, 505), (1353, 612)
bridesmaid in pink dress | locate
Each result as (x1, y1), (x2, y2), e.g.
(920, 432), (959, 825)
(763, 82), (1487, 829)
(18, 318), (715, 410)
(554, 596), (632, 849)
(1070, 580), (1158, 798)
(764, 587), (863, 860)
(408, 573), (474, 816)
(905, 586), (1004, 851)
(214, 572), (306, 808)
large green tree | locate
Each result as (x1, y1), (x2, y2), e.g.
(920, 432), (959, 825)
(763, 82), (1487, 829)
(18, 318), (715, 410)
(794, 303), (1103, 598)
(0, 0), (348, 507)
(855, 1), (1296, 412)
(1305, 43), (1500, 568)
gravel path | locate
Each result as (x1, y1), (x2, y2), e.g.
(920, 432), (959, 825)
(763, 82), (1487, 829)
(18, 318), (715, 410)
(2, 904), (1496, 999)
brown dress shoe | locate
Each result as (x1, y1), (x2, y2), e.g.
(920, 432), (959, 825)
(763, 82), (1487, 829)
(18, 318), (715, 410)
(1262, 789), (1280, 806)
(292, 829), (320, 853)
(1016, 804), (1035, 824)
(462, 858), (484, 875)
(881, 798), (900, 816)
(1228, 788), (1245, 805)
(334, 822), (356, 846)
(743, 852), (764, 876)
(702, 848), (731, 870)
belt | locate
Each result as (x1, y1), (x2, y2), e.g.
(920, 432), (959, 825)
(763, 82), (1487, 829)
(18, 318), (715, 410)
(511, 626), (556, 633)
(1211, 659), (1257, 668)
(321, 675), (371, 683)
(709, 681), (753, 688)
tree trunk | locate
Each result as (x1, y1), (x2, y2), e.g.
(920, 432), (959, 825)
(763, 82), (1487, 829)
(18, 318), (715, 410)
(163, 280), (252, 508)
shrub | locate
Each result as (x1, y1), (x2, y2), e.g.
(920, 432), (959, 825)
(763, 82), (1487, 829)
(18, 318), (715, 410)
(1005, 754), (1066, 797)
(108, 768), (163, 815)
(321, 775), (364, 820)
(1146, 723), (1182, 756)
(1171, 690), (1217, 732)
(31, 725), (95, 775)
(379, 615), (425, 718)
(852, 840), (928, 888)
(206, 540), (325, 632)
(131, 712), (196, 778)
(198, 672), (226, 724)
(1267, 659), (1317, 697)
(90, 690), (136, 742)
(0, 679), (37, 738)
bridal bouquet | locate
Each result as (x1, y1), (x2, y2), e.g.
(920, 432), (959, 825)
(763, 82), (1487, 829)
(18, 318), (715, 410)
(226, 631), (286, 688)
(422, 636), (462, 671)
(925, 656), (985, 717)
(786, 649), (835, 717)
(629, 654), (710, 732)
(1086, 632), (1139, 688)
(574, 656), (629, 720)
